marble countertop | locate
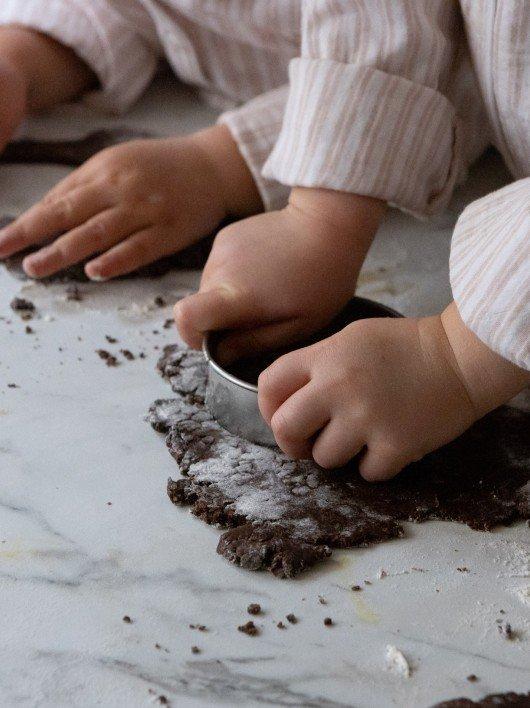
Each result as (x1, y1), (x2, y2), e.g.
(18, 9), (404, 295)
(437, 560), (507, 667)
(0, 77), (528, 708)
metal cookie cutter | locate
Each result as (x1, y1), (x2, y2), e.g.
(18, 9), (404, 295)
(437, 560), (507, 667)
(203, 296), (402, 447)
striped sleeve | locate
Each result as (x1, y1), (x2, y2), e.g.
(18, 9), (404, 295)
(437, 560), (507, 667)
(262, 0), (466, 217)
(450, 179), (530, 370)
(218, 85), (291, 211)
(0, 0), (160, 113)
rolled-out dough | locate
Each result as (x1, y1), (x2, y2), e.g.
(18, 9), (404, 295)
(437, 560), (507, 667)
(1, 129), (152, 166)
(148, 345), (530, 578)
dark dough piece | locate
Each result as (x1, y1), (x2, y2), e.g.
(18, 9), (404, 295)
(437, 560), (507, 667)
(432, 691), (530, 707)
(147, 345), (530, 578)
(1, 128), (152, 167)
(0, 216), (213, 280)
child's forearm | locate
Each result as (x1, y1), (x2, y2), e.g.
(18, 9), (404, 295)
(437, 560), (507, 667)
(0, 26), (96, 112)
(441, 302), (530, 417)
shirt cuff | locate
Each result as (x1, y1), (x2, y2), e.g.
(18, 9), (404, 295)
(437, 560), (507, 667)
(0, 0), (158, 113)
(263, 58), (463, 218)
(218, 86), (291, 212)
(450, 179), (530, 370)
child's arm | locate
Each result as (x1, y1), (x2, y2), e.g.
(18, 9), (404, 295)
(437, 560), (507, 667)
(0, 27), (96, 112)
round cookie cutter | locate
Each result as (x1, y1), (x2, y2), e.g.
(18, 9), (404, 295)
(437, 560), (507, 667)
(203, 296), (402, 447)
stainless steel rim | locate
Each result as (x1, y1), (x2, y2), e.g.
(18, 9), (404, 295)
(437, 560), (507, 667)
(202, 296), (401, 393)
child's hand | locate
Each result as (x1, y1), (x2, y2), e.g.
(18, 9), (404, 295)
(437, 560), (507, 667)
(0, 59), (27, 151)
(0, 125), (261, 279)
(175, 189), (384, 358)
(258, 305), (530, 480)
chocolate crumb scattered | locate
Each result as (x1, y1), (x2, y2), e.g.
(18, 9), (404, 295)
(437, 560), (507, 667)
(157, 696), (169, 705)
(323, 617), (333, 626)
(286, 614), (297, 624)
(238, 621), (259, 636)
(139, 352), (147, 359)
(351, 585), (362, 591)
(364, 580), (372, 585)
(122, 615), (132, 624)
(318, 596), (327, 605)
(498, 621), (515, 640)
(7, 383), (19, 388)
(466, 674), (479, 682)
(96, 349), (119, 367)
(499, 609), (505, 614)
(247, 603), (261, 615)
(10, 297), (35, 313)
(457, 567), (469, 572)
(65, 284), (83, 301)
(191, 646), (200, 654)
(277, 621), (286, 629)
(120, 349), (135, 361)
(25, 325), (34, 334)
(163, 318), (173, 329)
(154, 296), (166, 308)
(152, 329), (159, 335)
(189, 624), (207, 631)
(105, 335), (118, 344)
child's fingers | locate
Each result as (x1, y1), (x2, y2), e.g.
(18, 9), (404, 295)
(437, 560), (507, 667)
(22, 208), (147, 278)
(258, 352), (311, 425)
(0, 183), (111, 258)
(174, 287), (261, 350)
(311, 419), (365, 470)
(358, 442), (407, 482)
(214, 319), (304, 366)
(84, 227), (161, 281)
(269, 383), (329, 459)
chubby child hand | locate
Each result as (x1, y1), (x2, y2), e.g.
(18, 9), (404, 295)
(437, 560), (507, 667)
(258, 303), (530, 480)
(0, 125), (261, 280)
(175, 188), (385, 360)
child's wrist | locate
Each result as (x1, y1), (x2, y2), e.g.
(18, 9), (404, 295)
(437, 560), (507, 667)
(190, 124), (263, 220)
(440, 302), (530, 417)
(286, 187), (386, 259)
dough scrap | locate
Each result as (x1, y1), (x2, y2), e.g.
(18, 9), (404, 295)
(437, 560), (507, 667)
(148, 345), (530, 578)
(1, 128), (152, 166)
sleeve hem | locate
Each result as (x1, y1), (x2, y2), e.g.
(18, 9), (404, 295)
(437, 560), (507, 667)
(263, 58), (464, 218)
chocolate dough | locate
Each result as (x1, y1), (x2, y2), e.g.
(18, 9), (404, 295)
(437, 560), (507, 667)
(147, 345), (530, 578)
(0, 216), (212, 281)
(432, 691), (530, 707)
(1, 128), (152, 167)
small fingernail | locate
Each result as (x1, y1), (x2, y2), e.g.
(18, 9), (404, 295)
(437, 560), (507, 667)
(87, 273), (108, 282)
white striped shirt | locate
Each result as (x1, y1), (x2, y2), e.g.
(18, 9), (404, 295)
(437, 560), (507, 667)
(0, 0), (528, 367)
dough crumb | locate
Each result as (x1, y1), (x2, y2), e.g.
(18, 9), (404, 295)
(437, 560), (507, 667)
(238, 621), (259, 636)
(385, 645), (410, 678)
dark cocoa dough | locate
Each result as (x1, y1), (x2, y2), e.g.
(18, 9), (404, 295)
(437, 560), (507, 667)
(147, 345), (530, 578)
(1, 216), (213, 281)
(432, 691), (530, 707)
(1, 128), (152, 167)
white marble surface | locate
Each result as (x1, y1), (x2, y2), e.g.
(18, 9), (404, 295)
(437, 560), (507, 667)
(0, 77), (528, 708)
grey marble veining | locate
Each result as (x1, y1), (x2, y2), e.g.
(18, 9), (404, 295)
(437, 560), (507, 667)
(0, 76), (528, 708)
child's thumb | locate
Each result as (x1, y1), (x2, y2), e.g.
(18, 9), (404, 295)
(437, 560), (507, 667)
(174, 285), (251, 349)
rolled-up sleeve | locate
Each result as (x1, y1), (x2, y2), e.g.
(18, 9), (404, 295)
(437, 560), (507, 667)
(450, 179), (530, 370)
(263, 0), (467, 217)
(0, 0), (160, 112)
(219, 85), (291, 211)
